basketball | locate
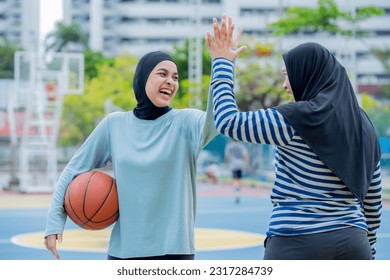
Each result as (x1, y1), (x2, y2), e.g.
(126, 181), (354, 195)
(64, 170), (119, 230)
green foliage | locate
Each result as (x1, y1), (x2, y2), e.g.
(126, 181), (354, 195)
(269, 0), (384, 37)
(350, 6), (385, 22)
(235, 36), (289, 110)
(0, 38), (21, 79)
(366, 109), (390, 137)
(170, 39), (212, 110)
(59, 54), (138, 146)
(371, 47), (390, 74)
(170, 75), (211, 110)
(84, 48), (109, 81)
(171, 39), (212, 79)
(236, 60), (288, 110)
(361, 93), (390, 137)
(361, 93), (377, 110)
(370, 48), (390, 99)
(45, 22), (88, 52)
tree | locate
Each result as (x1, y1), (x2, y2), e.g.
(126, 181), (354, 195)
(233, 37), (288, 110)
(236, 58), (287, 111)
(45, 22), (88, 53)
(371, 47), (390, 99)
(171, 39), (212, 80)
(171, 36), (287, 111)
(84, 48), (113, 81)
(0, 38), (21, 79)
(269, 0), (384, 37)
(59, 54), (138, 146)
(170, 39), (212, 110)
(361, 93), (390, 137)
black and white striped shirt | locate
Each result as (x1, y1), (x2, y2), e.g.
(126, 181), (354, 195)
(211, 57), (382, 256)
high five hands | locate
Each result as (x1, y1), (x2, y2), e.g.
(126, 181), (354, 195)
(205, 15), (247, 60)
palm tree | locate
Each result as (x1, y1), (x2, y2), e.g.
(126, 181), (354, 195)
(44, 22), (88, 52)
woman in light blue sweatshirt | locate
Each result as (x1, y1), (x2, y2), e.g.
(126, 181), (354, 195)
(43, 49), (233, 260)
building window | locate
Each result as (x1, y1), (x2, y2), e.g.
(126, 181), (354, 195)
(120, 38), (136, 43)
(202, 17), (213, 25)
(376, 30), (390, 36)
(240, 8), (275, 16)
(202, 0), (220, 3)
(146, 38), (163, 43)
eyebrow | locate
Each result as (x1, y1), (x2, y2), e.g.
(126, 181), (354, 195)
(156, 68), (178, 76)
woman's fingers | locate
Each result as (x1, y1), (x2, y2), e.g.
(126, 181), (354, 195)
(235, 27), (244, 43)
(213, 18), (220, 41)
(235, 46), (247, 57)
(220, 15), (227, 40)
(44, 234), (62, 259)
(227, 16), (235, 40)
(205, 32), (212, 50)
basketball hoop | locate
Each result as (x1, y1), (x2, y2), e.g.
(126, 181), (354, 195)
(12, 51), (84, 193)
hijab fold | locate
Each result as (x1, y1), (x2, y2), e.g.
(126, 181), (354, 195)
(133, 51), (176, 120)
(275, 42), (381, 203)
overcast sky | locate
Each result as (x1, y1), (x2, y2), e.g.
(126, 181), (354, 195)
(40, 0), (63, 43)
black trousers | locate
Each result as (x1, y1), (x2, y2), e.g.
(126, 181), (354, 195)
(263, 226), (372, 260)
(108, 254), (195, 260)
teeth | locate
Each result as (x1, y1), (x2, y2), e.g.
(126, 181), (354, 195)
(160, 90), (171, 95)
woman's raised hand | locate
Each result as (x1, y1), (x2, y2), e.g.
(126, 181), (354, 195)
(205, 15), (246, 61)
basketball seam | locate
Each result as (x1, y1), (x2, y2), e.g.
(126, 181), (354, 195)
(65, 180), (85, 226)
(82, 172), (117, 226)
(81, 170), (97, 227)
(90, 178), (118, 223)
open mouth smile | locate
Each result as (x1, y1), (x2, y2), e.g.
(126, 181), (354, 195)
(160, 88), (173, 96)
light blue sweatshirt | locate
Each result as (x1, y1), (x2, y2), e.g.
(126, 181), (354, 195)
(45, 104), (217, 258)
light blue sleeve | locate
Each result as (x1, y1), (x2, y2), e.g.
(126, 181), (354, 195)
(45, 116), (111, 236)
(190, 86), (219, 155)
(201, 87), (219, 149)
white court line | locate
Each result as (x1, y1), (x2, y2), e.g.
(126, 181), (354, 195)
(0, 239), (10, 244)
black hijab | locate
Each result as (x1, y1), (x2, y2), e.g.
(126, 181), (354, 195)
(133, 51), (176, 120)
(275, 42), (381, 203)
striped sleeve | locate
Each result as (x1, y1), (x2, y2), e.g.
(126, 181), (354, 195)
(363, 162), (382, 259)
(211, 57), (294, 146)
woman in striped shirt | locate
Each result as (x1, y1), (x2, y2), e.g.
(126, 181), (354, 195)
(206, 16), (382, 259)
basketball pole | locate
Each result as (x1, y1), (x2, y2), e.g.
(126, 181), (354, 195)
(188, 0), (202, 110)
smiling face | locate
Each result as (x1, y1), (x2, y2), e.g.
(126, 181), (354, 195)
(282, 67), (295, 102)
(145, 60), (179, 107)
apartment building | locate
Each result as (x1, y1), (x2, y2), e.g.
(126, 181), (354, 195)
(0, 0), (40, 113)
(0, 0), (40, 51)
(63, 0), (390, 88)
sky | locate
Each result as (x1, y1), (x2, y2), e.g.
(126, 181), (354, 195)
(39, 0), (63, 44)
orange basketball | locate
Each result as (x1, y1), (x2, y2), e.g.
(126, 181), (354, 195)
(64, 170), (119, 230)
